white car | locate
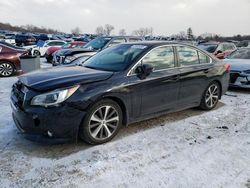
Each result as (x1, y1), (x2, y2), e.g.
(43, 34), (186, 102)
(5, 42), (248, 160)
(32, 40), (67, 57)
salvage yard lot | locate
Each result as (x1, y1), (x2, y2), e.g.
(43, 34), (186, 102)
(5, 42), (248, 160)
(0, 60), (250, 188)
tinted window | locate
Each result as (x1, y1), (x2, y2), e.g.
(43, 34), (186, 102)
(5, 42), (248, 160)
(177, 46), (199, 66)
(84, 37), (112, 50)
(128, 38), (142, 42)
(108, 38), (126, 47)
(227, 48), (250, 59)
(198, 44), (217, 53)
(142, 46), (175, 70)
(84, 44), (147, 72)
(198, 51), (210, 64)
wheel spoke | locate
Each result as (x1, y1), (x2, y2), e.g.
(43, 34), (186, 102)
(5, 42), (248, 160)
(103, 124), (112, 137)
(91, 124), (103, 138)
(91, 115), (102, 123)
(106, 116), (119, 123)
(104, 106), (111, 120)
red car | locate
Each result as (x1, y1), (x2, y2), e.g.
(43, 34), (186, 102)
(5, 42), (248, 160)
(45, 41), (86, 63)
(198, 42), (237, 59)
(0, 42), (28, 77)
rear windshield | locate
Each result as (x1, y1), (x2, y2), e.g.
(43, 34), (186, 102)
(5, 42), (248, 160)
(227, 48), (250, 59)
(198, 44), (217, 53)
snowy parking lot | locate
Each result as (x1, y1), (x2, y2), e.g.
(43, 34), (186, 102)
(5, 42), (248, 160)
(0, 60), (250, 188)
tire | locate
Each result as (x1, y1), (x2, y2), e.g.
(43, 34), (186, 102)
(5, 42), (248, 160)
(79, 99), (123, 145)
(33, 50), (40, 57)
(200, 81), (221, 110)
(0, 61), (15, 77)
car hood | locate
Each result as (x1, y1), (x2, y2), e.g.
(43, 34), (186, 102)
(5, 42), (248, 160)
(55, 48), (95, 56)
(19, 66), (113, 91)
(223, 59), (250, 71)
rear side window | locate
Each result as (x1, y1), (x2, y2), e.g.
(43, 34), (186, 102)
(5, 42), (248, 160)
(177, 46), (199, 66)
(128, 38), (142, 42)
(108, 38), (126, 47)
(142, 46), (175, 70)
(198, 51), (211, 64)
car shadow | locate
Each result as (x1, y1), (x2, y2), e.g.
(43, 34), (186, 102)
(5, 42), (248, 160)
(228, 87), (250, 94)
(6, 102), (225, 159)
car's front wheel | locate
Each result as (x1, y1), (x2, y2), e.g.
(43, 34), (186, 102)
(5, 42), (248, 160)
(79, 99), (123, 145)
(33, 50), (40, 57)
(200, 82), (221, 110)
(0, 61), (15, 77)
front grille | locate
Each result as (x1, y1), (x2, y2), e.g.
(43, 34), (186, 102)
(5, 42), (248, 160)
(12, 81), (25, 109)
(230, 73), (240, 84)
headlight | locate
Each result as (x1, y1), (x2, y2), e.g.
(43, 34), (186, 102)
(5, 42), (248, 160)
(31, 85), (79, 107)
(64, 56), (76, 64)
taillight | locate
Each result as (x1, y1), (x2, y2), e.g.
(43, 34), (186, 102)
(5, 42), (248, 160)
(224, 64), (230, 73)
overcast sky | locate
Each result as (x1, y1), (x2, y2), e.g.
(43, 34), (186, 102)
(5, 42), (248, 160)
(0, 0), (250, 36)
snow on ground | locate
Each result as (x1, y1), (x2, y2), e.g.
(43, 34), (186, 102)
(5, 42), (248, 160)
(0, 58), (250, 188)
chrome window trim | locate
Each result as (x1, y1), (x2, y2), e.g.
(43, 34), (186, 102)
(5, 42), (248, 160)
(127, 44), (213, 77)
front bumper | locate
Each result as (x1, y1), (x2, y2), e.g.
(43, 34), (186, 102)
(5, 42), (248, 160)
(11, 100), (86, 143)
(229, 72), (250, 88)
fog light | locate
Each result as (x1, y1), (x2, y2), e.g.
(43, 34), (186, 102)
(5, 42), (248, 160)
(47, 131), (53, 137)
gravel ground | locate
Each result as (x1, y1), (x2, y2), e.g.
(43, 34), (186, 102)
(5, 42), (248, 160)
(0, 59), (250, 188)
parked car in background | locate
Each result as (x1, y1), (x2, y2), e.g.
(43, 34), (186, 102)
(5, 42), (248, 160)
(0, 41), (28, 77)
(198, 42), (237, 59)
(31, 40), (67, 57)
(53, 36), (142, 66)
(15, 34), (36, 46)
(11, 42), (230, 144)
(45, 41), (86, 63)
(224, 48), (250, 88)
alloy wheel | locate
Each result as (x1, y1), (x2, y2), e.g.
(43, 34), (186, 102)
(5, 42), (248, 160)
(89, 105), (119, 140)
(0, 63), (14, 77)
(205, 84), (219, 108)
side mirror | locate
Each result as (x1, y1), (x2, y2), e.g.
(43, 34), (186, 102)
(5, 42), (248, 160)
(135, 63), (154, 79)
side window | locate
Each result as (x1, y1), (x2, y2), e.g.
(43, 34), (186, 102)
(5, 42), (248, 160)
(56, 42), (65, 46)
(177, 46), (199, 66)
(198, 51), (210, 64)
(217, 44), (224, 52)
(142, 46), (175, 70)
(108, 38), (126, 47)
(128, 38), (142, 42)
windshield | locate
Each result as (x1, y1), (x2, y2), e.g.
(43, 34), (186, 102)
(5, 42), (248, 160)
(227, 48), (250, 59)
(83, 44), (148, 72)
(198, 44), (218, 53)
(62, 43), (71, 49)
(84, 37), (111, 50)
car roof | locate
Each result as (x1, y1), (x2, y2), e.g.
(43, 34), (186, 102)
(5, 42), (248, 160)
(119, 41), (197, 48)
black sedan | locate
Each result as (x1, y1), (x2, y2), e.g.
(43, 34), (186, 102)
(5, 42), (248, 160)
(11, 42), (230, 144)
(224, 48), (250, 88)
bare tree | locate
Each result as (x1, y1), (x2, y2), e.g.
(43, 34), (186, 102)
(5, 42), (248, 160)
(71, 27), (82, 35)
(132, 27), (153, 37)
(96, 26), (105, 35)
(119, 29), (126, 36)
(104, 24), (115, 35)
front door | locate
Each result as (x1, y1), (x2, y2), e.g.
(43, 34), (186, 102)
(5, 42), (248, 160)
(128, 46), (180, 118)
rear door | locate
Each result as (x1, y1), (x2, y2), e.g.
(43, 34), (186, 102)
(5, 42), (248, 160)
(176, 45), (214, 107)
(128, 45), (180, 118)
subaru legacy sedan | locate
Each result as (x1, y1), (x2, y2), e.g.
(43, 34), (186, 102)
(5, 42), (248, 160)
(11, 42), (230, 145)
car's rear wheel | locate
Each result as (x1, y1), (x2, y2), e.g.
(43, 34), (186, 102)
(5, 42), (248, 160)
(79, 99), (123, 145)
(200, 82), (221, 110)
(0, 61), (15, 77)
